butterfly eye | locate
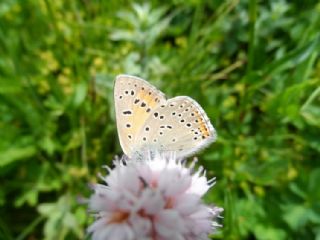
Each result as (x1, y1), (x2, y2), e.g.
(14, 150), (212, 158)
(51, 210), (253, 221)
(134, 99), (140, 104)
(141, 102), (146, 107)
(186, 123), (191, 127)
(130, 90), (135, 95)
(126, 124), (131, 128)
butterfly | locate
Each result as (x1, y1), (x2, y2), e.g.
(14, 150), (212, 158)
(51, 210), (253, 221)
(114, 75), (217, 158)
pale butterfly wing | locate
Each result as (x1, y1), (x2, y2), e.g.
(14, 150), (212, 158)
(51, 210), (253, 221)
(135, 96), (216, 158)
(114, 74), (217, 158)
(114, 75), (166, 156)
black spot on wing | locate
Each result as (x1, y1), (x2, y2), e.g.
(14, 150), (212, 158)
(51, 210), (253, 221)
(123, 110), (132, 115)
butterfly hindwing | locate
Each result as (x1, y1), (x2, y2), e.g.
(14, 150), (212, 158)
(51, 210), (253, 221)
(134, 96), (216, 158)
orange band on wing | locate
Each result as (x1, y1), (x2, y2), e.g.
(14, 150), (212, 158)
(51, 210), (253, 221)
(195, 111), (210, 138)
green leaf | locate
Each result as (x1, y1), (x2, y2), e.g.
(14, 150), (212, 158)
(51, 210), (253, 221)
(0, 77), (22, 93)
(254, 224), (286, 240)
(38, 203), (56, 216)
(300, 86), (320, 128)
(246, 159), (289, 186)
(282, 204), (311, 230)
(71, 82), (88, 108)
(0, 145), (36, 167)
(262, 36), (320, 76)
(308, 169), (320, 202)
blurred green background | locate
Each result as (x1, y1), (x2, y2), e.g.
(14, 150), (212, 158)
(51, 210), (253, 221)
(1, 0), (320, 239)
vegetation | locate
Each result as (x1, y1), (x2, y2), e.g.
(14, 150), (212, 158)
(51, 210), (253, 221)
(1, 0), (320, 239)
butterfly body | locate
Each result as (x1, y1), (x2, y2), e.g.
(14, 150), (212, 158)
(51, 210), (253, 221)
(114, 75), (216, 158)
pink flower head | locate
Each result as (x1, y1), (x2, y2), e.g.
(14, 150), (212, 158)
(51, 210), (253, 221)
(87, 151), (223, 240)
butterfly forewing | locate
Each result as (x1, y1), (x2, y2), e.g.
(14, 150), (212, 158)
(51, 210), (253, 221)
(114, 75), (166, 156)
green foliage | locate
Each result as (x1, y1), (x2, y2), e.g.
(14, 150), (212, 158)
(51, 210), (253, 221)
(0, 0), (320, 239)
